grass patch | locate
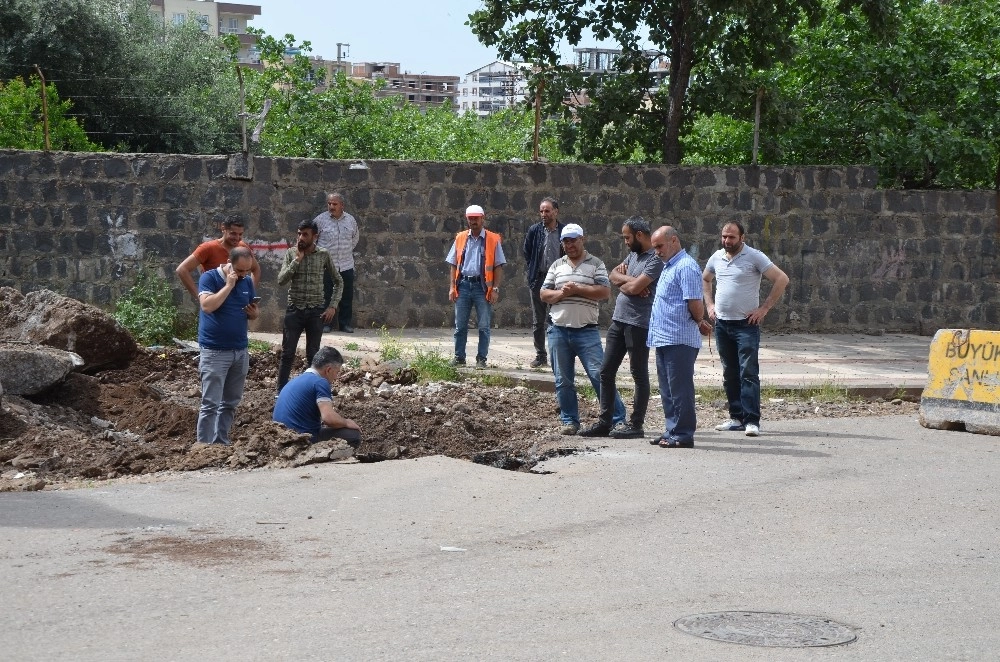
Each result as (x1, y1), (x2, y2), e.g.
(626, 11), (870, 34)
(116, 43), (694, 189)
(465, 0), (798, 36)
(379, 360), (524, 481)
(475, 374), (517, 388)
(346, 356), (361, 369)
(577, 383), (597, 400)
(344, 341), (360, 351)
(801, 380), (851, 403)
(411, 348), (460, 382)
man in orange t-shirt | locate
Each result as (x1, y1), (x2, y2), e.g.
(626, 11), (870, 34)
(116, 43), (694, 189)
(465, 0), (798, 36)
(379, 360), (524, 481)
(176, 218), (260, 301)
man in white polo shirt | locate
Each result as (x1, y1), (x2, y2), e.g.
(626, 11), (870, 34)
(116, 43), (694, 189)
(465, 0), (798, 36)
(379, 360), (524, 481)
(540, 223), (625, 435)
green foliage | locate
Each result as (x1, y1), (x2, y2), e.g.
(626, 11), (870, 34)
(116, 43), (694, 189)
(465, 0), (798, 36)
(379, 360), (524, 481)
(0, 0), (240, 153)
(375, 325), (404, 362)
(242, 32), (568, 162)
(114, 261), (178, 346)
(344, 342), (360, 352)
(680, 113), (754, 166)
(248, 339), (274, 353)
(469, 0), (896, 165)
(768, 0), (1000, 188)
(0, 76), (100, 150)
(411, 348), (461, 383)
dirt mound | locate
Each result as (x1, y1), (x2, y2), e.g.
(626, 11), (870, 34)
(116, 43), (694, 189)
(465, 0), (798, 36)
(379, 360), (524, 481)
(0, 345), (918, 491)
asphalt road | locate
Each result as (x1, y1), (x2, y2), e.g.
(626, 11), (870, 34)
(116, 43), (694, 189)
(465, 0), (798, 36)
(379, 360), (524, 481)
(3, 413), (998, 660)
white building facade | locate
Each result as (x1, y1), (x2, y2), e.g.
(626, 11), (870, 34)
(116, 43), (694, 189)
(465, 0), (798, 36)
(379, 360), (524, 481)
(456, 61), (530, 116)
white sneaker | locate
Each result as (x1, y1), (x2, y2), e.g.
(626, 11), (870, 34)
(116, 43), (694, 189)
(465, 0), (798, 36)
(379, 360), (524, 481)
(745, 423), (760, 437)
(714, 419), (745, 431)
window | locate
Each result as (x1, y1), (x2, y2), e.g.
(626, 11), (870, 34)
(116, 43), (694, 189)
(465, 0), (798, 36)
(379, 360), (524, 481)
(462, 88), (467, 95)
(408, 80), (416, 89)
(196, 14), (210, 31)
(222, 17), (239, 34)
(171, 12), (185, 25)
(462, 102), (467, 110)
(408, 94), (415, 101)
(471, 102), (477, 110)
(472, 87), (478, 95)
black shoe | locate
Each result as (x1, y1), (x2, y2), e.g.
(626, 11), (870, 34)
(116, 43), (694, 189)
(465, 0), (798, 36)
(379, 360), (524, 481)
(450, 357), (466, 366)
(529, 356), (547, 368)
(579, 423), (612, 437)
(658, 436), (694, 448)
(476, 358), (487, 369)
(322, 325), (335, 333)
(342, 325), (354, 333)
(610, 423), (644, 439)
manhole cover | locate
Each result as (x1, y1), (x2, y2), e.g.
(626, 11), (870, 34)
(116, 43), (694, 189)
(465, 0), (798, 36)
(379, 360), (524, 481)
(674, 611), (857, 648)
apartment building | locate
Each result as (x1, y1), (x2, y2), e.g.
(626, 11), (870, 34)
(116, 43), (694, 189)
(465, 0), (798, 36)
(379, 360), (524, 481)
(352, 62), (460, 112)
(457, 61), (530, 116)
(149, 0), (261, 68)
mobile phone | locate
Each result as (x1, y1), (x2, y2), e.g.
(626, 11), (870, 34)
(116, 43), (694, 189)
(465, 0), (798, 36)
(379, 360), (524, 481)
(251, 296), (261, 304)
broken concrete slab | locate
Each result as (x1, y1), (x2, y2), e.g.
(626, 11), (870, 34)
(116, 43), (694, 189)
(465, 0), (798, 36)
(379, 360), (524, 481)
(920, 328), (1000, 435)
(0, 342), (83, 396)
(0, 287), (137, 372)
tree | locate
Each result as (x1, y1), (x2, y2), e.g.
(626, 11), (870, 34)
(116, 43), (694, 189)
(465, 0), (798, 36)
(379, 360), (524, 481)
(0, 0), (241, 153)
(244, 31), (570, 162)
(768, 0), (1000, 188)
(0, 76), (100, 151)
(468, 0), (895, 164)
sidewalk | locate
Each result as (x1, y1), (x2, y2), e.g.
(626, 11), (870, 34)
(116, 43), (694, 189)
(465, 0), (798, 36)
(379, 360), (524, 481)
(250, 327), (931, 396)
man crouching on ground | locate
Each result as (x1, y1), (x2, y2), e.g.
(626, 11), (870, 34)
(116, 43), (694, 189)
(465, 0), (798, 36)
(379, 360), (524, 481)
(273, 346), (362, 447)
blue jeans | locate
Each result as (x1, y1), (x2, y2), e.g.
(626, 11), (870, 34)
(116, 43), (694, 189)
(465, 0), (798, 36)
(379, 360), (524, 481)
(548, 324), (625, 426)
(453, 279), (492, 361)
(654, 344), (699, 442)
(278, 305), (325, 391)
(600, 321), (650, 428)
(715, 319), (761, 426)
(197, 348), (249, 445)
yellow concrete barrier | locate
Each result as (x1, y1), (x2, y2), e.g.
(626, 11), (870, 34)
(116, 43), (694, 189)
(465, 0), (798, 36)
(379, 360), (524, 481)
(920, 329), (1000, 435)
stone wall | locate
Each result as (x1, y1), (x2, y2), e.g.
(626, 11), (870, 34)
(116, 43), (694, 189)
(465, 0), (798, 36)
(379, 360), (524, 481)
(1, 149), (996, 334)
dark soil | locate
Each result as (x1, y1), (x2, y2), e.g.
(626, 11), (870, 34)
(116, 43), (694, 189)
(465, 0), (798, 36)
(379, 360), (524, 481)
(0, 346), (919, 491)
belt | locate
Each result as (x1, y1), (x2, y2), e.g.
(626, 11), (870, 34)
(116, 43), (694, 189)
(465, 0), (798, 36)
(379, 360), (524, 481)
(460, 276), (482, 282)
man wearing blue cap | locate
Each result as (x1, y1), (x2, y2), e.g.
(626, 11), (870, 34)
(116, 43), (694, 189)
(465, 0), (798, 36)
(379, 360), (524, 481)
(445, 205), (507, 368)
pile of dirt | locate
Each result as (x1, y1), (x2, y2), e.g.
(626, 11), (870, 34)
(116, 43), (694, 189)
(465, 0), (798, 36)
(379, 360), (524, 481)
(0, 346), (919, 491)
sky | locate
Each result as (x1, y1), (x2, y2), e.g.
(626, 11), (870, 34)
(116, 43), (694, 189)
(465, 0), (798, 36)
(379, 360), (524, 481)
(247, 0), (596, 77)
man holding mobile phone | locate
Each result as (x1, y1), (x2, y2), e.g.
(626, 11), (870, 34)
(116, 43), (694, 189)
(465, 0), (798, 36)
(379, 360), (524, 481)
(196, 246), (258, 445)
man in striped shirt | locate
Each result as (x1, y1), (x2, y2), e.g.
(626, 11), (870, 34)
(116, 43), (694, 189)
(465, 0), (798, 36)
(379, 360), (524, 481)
(314, 192), (360, 333)
(540, 224), (625, 435)
(647, 226), (705, 448)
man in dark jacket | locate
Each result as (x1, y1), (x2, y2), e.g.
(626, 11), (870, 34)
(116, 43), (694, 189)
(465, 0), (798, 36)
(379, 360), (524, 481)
(521, 197), (565, 368)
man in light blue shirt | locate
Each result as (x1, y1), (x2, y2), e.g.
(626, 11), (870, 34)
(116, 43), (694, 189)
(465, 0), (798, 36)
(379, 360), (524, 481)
(647, 226), (705, 448)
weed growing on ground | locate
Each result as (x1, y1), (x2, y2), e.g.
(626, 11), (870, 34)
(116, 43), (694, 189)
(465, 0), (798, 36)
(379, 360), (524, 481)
(578, 383), (598, 400)
(113, 258), (178, 346)
(411, 348), (460, 382)
(344, 342), (360, 351)
(376, 325), (404, 362)
(248, 339), (273, 353)
(346, 356), (361, 369)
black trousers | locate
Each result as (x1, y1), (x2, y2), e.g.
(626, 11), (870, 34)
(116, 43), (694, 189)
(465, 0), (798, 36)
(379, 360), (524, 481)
(528, 276), (550, 358)
(324, 268), (355, 328)
(277, 305), (325, 392)
(598, 320), (651, 427)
